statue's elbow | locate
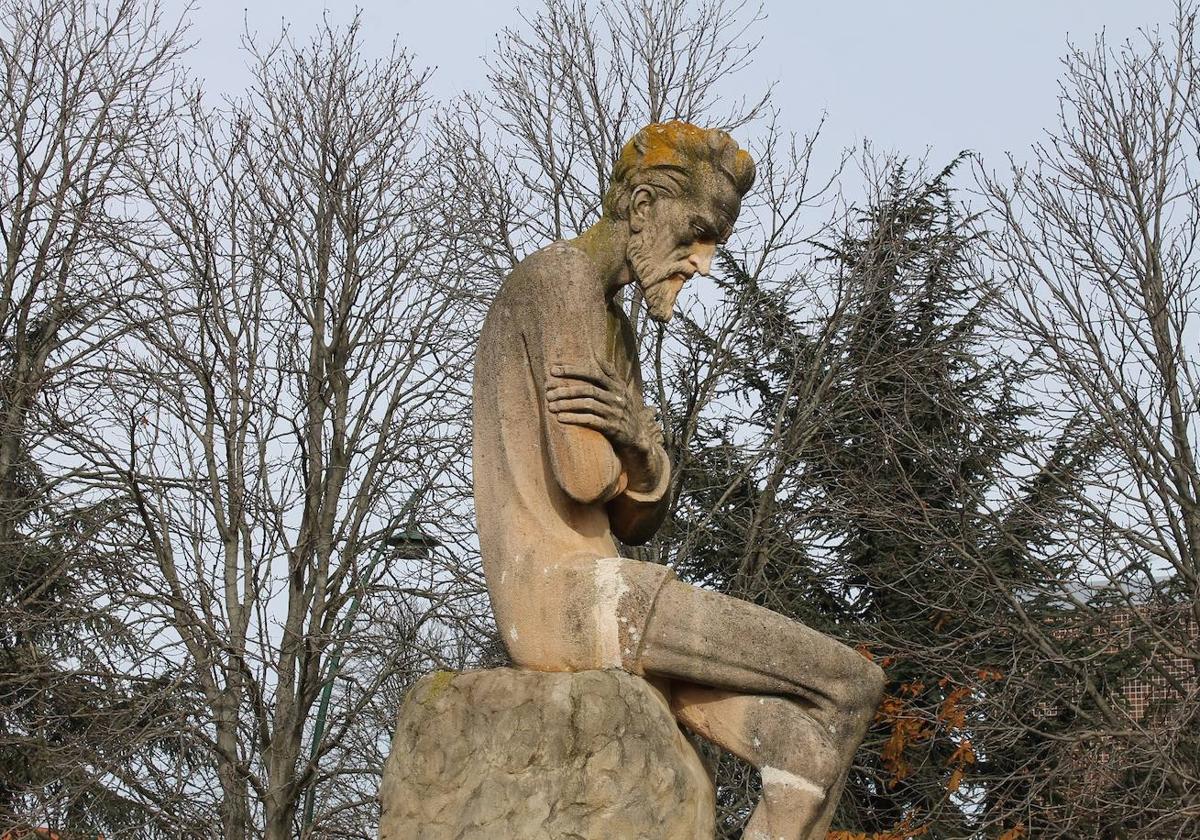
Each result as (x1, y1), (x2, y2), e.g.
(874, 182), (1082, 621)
(608, 499), (668, 546)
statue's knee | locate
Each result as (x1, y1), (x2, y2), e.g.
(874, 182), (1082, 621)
(838, 657), (885, 718)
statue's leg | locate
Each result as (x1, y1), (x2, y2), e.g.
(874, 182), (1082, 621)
(670, 684), (850, 840)
(636, 580), (884, 840)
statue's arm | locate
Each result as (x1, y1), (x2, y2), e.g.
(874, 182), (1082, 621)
(545, 412), (628, 505)
(522, 249), (670, 528)
(542, 363), (671, 540)
(523, 267), (627, 505)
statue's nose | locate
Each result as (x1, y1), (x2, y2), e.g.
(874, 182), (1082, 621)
(688, 242), (716, 276)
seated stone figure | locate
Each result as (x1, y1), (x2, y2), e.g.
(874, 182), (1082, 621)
(472, 121), (885, 840)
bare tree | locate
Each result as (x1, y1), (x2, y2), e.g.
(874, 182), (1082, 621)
(15, 1), (1194, 837)
(62, 16), (484, 839)
(979, 2), (1200, 835)
(0, 1), (197, 836)
(440, 0), (772, 297)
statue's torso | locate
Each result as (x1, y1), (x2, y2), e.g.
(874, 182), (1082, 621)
(472, 241), (666, 670)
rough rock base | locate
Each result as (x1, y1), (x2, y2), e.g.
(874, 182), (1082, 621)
(378, 667), (715, 840)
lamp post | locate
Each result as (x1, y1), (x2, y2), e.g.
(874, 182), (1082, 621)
(300, 502), (441, 835)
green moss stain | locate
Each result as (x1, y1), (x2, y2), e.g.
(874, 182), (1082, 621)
(422, 669), (457, 703)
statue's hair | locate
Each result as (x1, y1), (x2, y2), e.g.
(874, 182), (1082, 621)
(602, 121), (756, 220)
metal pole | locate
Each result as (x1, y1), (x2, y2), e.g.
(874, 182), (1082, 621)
(300, 491), (427, 835)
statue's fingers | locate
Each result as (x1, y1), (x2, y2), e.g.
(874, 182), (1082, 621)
(551, 412), (614, 433)
(547, 387), (623, 410)
(546, 397), (612, 416)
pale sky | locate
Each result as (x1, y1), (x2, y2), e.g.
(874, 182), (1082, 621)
(168, 0), (1182, 173)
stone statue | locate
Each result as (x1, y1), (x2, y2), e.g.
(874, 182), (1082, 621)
(472, 121), (885, 840)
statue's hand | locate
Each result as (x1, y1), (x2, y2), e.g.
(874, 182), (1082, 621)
(545, 360), (658, 461)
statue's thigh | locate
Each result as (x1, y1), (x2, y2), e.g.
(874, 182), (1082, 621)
(639, 580), (872, 709)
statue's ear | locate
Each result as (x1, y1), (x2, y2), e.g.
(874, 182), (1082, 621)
(628, 185), (655, 234)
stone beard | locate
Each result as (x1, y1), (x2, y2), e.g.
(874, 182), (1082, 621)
(627, 225), (692, 323)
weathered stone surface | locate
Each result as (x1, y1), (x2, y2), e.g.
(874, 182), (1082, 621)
(378, 668), (714, 840)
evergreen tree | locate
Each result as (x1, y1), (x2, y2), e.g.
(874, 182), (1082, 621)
(802, 159), (1032, 836)
(668, 160), (1090, 838)
(0, 350), (201, 838)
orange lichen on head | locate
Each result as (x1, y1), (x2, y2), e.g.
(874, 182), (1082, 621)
(603, 120), (756, 219)
(627, 120), (756, 185)
(622, 120), (714, 170)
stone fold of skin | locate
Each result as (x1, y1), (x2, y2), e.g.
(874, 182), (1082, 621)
(378, 668), (715, 840)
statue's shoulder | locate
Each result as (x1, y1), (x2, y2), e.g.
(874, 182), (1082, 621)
(499, 241), (603, 311)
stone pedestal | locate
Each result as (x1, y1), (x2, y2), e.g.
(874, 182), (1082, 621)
(378, 667), (715, 840)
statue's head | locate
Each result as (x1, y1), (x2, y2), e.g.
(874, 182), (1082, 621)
(603, 121), (756, 322)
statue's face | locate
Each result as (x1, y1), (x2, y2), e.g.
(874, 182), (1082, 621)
(627, 172), (741, 323)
